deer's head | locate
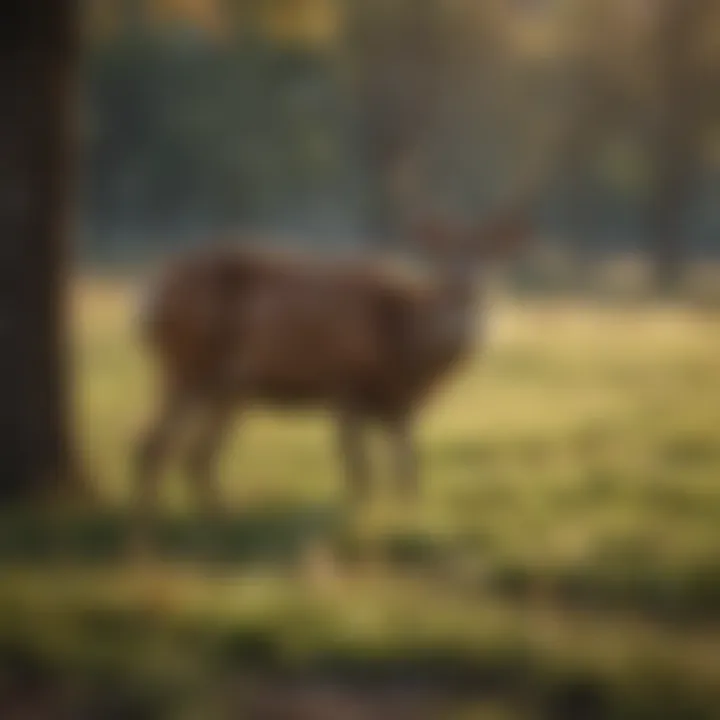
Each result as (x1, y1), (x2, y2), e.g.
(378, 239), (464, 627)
(410, 209), (529, 291)
(401, 209), (530, 364)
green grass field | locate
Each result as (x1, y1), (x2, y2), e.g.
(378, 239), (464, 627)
(1, 280), (720, 718)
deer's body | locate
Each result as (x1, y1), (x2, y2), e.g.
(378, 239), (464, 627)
(135, 217), (522, 513)
(141, 246), (474, 416)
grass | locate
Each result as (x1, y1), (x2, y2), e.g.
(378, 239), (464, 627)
(1, 279), (720, 718)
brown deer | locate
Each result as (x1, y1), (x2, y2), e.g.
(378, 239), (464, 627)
(134, 212), (526, 517)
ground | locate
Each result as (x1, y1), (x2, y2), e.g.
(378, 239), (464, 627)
(0, 279), (719, 718)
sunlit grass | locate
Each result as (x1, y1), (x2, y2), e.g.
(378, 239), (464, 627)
(1, 279), (719, 717)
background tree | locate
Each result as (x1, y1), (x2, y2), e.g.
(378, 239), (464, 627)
(342, 0), (515, 241)
(646, 0), (720, 291)
(77, 0), (720, 274)
(0, 1), (79, 502)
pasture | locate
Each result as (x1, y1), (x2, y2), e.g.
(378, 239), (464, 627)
(1, 279), (719, 718)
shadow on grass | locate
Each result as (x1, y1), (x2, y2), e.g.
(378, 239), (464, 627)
(1, 502), (720, 625)
(0, 504), (342, 566)
(1, 610), (718, 720)
(1, 507), (720, 717)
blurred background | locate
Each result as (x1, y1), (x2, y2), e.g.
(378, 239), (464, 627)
(1, 1), (720, 718)
(80, 0), (720, 293)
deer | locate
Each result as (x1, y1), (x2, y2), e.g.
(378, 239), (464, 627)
(133, 210), (527, 520)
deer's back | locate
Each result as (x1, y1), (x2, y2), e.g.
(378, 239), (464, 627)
(142, 246), (464, 414)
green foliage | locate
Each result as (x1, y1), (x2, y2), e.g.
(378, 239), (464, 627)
(83, 25), (356, 256)
(80, 2), (720, 262)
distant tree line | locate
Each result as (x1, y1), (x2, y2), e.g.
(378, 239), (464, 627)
(82, 27), (359, 256)
(80, 0), (720, 283)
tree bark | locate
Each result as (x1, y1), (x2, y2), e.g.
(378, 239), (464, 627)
(648, 134), (693, 293)
(345, 0), (446, 245)
(0, 1), (78, 503)
(647, 0), (706, 293)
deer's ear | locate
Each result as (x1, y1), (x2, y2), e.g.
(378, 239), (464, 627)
(476, 211), (530, 260)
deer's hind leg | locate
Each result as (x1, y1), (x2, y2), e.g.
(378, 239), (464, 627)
(388, 413), (420, 500)
(185, 400), (234, 517)
(338, 409), (372, 502)
(134, 387), (194, 528)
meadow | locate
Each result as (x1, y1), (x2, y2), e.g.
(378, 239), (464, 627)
(0, 279), (719, 719)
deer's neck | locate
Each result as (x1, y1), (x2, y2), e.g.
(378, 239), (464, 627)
(420, 276), (478, 370)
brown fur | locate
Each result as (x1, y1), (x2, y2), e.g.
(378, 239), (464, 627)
(135, 215), (525, 513)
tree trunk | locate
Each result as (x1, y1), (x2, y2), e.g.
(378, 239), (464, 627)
(0, 1), (78, 503)
(345, 0), (445, 246)
(647, 0), (704, 294)
(648, 139), (692, 293)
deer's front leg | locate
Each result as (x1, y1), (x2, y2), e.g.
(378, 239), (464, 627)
(338, 410), (371, 502)
(185, 401), (233, 517)
(388, 414), (419, 500)
(134, 390), (192, 541)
